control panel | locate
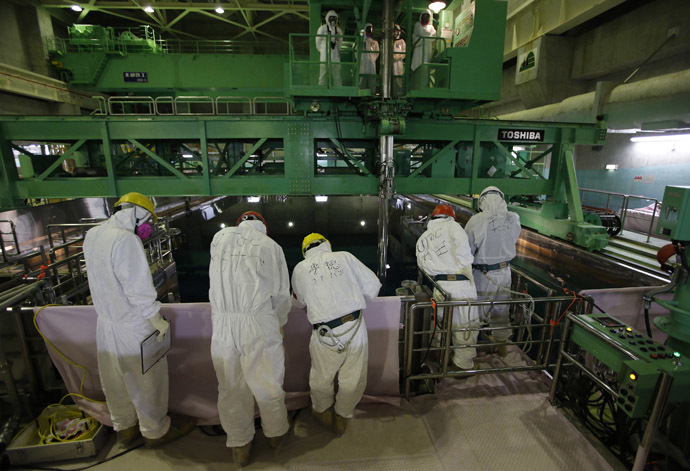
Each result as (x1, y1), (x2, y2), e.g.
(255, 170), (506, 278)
(569, 313), (690, 419)
(657, 185), (690, 240)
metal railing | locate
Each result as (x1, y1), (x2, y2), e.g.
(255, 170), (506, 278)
(403, 267), (575, 398)
(408, 36), (449, 91)
(579, 188), (661, 242)
(288, 33), (359, 90)
(101, 95), (292, 116)
(0, 220), (21, 264)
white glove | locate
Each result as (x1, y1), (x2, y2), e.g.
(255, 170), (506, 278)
(149, 313), (170, 343)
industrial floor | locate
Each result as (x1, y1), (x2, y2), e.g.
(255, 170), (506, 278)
(32, 348), (624, 471)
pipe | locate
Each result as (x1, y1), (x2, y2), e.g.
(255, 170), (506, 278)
(377, 135), (394, 279)
(380, 0), (393, 99)
(632, 372), (673, 471)
(0, 282), (43, 311)
(498, 69), (690, 128)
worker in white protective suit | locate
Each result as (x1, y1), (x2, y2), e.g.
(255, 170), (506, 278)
(292, 233), (381, 435)
(316, 10), (343, 86)
(465, 187), (522, 354)
(209, 211), (291, 467)
(411, 9), (436, 88)
(83, 192), (194, 449)
(416, 204), (479, 370)
(392, 24), (406, 97)
(358, 23), (379, 94)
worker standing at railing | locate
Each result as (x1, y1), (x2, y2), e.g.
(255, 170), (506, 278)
(411, 9), (436, 87)
(83, 192), (194, 449)
(416, 204), (479, 370)
(465, 187), (522, 356)
(392, 24), (406, 97)
(316, 10), (343, 86)
(358, 23), (379, 95)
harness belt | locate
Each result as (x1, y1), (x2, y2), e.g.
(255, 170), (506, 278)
(313, 310), (361, 331)
(473, 261), (510, 272)
(432, 274), (469, 281)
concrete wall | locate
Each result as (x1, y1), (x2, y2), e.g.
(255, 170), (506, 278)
(575, 133), (690, 208)
(0, 1), (53, 76)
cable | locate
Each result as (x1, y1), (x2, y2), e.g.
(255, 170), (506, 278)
(33, 305), (106, 405)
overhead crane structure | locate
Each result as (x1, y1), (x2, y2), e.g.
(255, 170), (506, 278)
(0, 0), (609, 275)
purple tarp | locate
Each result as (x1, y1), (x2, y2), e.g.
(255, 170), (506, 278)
(36, 298), (401, 426)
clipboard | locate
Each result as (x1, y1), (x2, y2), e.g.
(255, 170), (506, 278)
(140, 321), (172, 375)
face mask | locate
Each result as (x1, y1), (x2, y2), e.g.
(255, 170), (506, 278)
(421, 14), (430, 26)
(395, 31), (401, 40)
(365, 26), (372, 37)
(133, 206), (153, 240)
(329, 17), (336, 26)
(136, 222), (153, 241)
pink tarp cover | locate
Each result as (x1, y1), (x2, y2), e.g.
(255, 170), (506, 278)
(36, 298), (401, 426)
(579, 286), (672, 343)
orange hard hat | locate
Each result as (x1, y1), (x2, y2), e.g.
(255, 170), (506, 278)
(431, 204), (456, 220)
(236, 211), (268, 231)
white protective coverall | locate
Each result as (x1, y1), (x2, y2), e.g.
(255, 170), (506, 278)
(411, 10), (436, 71)
(316, 10), (343, 86)
(291, 242), (381, 418)
(393, 33), (406, 96)
(465, 188), (522, 342)
(208, 220), (291, 448)
(83, 207), (170, 439)
(416, 217), (479, 369)
(358, 23), (379, 94)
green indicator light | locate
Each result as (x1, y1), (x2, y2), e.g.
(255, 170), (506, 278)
(674, 352), (681, 358)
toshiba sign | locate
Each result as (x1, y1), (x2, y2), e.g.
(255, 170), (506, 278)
(497, 129), (545, 142)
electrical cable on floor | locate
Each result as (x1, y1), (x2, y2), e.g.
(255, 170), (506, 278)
(10, 443), (144, 471)
(32, 305), (105, 405)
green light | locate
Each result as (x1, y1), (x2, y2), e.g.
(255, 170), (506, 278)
(674, 352), (681, 358)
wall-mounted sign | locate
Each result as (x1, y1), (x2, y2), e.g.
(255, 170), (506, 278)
(497, 128), (545, 142)
(124, 72), (148, 83)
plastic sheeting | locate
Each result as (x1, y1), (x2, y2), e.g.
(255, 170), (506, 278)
(579, 286), (673, 343)
(36, 297), (401, 426)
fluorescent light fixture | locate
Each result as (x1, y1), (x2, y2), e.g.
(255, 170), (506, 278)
(215, 6), (225, 14)
(288, 221), (294, 227)
(70, 4), (83, 11)
(385, 264), (390, 269)
(144, 5), (154, 13)
(182, 153), (193, 158)
(220, 223), (226, 228)
(605, 164), (618, 170)
(513, 146), (526, 151)
(316, 152), (328, 157)
(630, 133), (690, 143)
(315, 195), (328, 203)
(428, 1), (446, 13)
(360, 220), (366, 226)
(247, 196), (261, 203)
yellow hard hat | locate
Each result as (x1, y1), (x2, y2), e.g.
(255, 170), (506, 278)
(302, 233), (330, 256)
(114, 192), (158, 222)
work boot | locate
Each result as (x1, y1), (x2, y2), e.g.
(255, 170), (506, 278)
(144, 419), (195, 448)
(232, 441), (252, 467)
(311, 406), (334, 431)
(332, 413), (347, 436)
(116, 425), (140, 447)
(267, 433), (286, 450)
(488, 335), (508, 357)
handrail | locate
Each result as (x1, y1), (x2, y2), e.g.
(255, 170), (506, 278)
(579, 187), (661, 242)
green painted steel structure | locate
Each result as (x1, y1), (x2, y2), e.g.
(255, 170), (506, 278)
(0, 114), (607, 248)
(1, 0), (613, 250)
